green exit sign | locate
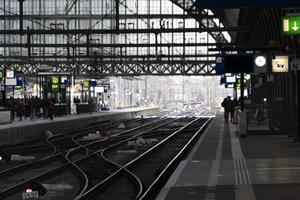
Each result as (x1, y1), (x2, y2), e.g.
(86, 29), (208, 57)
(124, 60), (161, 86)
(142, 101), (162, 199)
(282, 16), (300, 35)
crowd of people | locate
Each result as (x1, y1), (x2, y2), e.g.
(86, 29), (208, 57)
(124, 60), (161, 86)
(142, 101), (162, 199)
(7, 96), (56, 121)
(221, 96), (237, 122)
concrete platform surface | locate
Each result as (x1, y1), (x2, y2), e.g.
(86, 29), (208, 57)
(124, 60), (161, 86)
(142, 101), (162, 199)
(0, 107), (159, 146)
(157, 113), (300, 200)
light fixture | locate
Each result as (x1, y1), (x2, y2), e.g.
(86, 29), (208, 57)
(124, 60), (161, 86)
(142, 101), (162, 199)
(255, 56), (267, 67)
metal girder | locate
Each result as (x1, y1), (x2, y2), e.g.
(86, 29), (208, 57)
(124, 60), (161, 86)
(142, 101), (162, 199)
(0, 27), (248, 35)
(0, 14), (219, 20)
(208, 45), (285, 51)
(0, 60), (215, 65)
(0, 42), (228, 48)
(169, 0), (229, 43)
(65, 0), (78, 15)
(0, 54), (218, 59)
(1, 62), (217, 76)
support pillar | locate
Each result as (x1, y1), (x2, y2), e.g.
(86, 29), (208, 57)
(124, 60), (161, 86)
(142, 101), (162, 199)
(240, 73), (245, 111)
(18, 0), (25, 31)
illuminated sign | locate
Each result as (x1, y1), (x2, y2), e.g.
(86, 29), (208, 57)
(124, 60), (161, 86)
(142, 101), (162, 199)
(95, 86), (104, 93)
(282, 16), (300, 35)
(6, 69), (15, 78)
(51, 76), (59, 91)
(272, 56), (289, 73)
(6, 78), (17, 86)
(225, 83), (234, 88)
(52, 76), (59, 84)
(83, 80), (90, 90)
(61, 76), (68, 84)
(225, 76), (236, 83)
(0, 69), (3, 79)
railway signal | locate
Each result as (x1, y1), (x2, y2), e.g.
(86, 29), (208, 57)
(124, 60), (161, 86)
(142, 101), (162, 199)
(0, 151), (11, 162)
(96, 128), (101, 135)
(25, 181), (47, 196)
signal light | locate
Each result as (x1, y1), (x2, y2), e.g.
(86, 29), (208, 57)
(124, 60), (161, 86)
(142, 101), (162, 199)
(26, 188), (33, 193)
(0, 151), (10, 162)
(26, 181), (47, 196)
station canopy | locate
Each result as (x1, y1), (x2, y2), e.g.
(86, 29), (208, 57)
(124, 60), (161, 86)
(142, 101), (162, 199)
(0, 0), (291, 76)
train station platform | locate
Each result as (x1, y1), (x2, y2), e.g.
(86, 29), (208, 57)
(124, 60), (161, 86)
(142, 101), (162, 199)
(157, 113), (300, 200)
(0, 107), (159, 146)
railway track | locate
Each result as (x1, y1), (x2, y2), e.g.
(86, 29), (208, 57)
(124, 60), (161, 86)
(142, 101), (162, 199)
(0, 108), (213, 200)
(0, 117), (170, 200)
(76, 117), (212, 200)
(0, 118), (151, 172)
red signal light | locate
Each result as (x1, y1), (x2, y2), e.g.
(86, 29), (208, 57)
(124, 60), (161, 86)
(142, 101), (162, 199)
(26, 188), (33, 193)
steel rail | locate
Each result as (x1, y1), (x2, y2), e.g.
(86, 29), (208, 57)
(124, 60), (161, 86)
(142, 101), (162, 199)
(76, 117), (202, 199)
(0, 118), (170, 199)
(139, 117), (213, 199)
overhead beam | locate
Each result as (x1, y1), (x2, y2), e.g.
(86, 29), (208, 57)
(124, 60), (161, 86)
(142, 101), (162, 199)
(0, 60), (216, 65)
(0, 42), (229, 48)
(0, 54), (218, 59)
(0, 27), (249, 35)
(208, 46), (285, 51)
(0, 14), (219, 20)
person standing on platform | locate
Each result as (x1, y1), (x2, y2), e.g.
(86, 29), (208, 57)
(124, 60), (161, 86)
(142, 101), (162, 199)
(8, 96), (15, 121)
(228, 97), (235, 122)
(42, 98), (48, 119)
(29, 96), (37, 120)
(88, 98), (93, 113)
(48, 97), (55, 120)
(16, 98), (24, 121)
(221, 97), (230, 122)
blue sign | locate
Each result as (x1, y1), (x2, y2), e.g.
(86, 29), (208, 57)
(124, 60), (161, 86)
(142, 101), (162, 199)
(215, 57), (224, 75)
(197, 0), (300, 8)
(90, 81), (97, 87)
(16, 76), (23, 86)
(220, 75), (226, 85)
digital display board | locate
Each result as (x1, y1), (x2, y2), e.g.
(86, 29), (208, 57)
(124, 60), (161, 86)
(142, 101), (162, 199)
(223, 55), (254, 73)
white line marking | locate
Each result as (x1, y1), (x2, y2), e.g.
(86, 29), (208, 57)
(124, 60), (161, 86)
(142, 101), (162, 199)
(256, 167), (300, 171)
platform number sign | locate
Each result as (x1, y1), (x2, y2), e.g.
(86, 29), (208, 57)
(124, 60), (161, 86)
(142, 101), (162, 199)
(51, 76), (59, 91)
(283, 16), (300, 35)
(272, 56), (289, 73)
